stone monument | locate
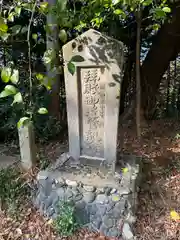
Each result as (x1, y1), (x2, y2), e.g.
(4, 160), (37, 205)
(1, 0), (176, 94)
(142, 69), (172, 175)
(63, 29), (123, 170)
(34, 30), (141, 240)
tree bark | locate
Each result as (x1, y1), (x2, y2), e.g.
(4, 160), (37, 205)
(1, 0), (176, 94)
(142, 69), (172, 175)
(141, 4), (180, 118)
(46, 0), (60, 120)
(120, 50), (136, 115)
(135, 9), (141, 139)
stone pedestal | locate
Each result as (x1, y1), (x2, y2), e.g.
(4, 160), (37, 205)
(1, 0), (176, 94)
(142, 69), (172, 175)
(34, 154), (141, 239)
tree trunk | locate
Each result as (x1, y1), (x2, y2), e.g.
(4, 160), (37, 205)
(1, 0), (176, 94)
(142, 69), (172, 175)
(46, 0), (60, 120)
(120, 50), (136, 115)
(135, 9), (141, 139)
(141, 4), (180, 118)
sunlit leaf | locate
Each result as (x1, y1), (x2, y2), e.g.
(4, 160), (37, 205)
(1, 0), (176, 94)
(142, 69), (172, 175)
(71, 55), (85, 62)
(8, 12), (14, 22)
(112, 194), (120, 201)
(40, 2), (49, 12)
(1, 67), (11, 83)
(36, 73), (44, 81)
(0, 17), (8, 33)
(0, 90), (12, 98)
(47, 219), (53, 225)
(10, 69), (19, 84)
(32, 33), (38, 40)
(17, 117), (30, 128)
(42, 76), (52, 90)
(22, 3), (33, 11)
(170, 210), (180, 221)
(12, 92), (23, 105)
(59, 29), (67, 43)
(5, 85), (17, 95)
(112, 0), (121, 5)
(142, 0), (152, 6)
(153, 8), (166, 18)
(67, 61), (75, 75)
(114, 9), (124, 15)
(122, 167), (128, 173)
(152, 23), (160, 30)
(162, 7), (171, 13)
(0, 33), (10, 41)
(38, 107), (48, 114)
(15, 7), (22, 16)
(43, 49), (56, 65)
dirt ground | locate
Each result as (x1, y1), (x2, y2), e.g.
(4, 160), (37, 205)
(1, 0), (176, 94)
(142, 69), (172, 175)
(0, 119), (179, 240)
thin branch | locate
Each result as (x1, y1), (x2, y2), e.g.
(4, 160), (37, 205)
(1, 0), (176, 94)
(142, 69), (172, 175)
(27, 0), (37, 119)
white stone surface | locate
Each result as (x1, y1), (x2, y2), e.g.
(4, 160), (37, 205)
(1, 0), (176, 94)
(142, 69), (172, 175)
(18, 122), (36, 170)
(65, 179), (78, 187)
(122, 223), (134, 240)
(37, 170), (49, 180)
(63, 29), (124, 169)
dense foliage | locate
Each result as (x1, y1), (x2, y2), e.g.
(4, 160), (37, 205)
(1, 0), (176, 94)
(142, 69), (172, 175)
(0, 0), (178, 141)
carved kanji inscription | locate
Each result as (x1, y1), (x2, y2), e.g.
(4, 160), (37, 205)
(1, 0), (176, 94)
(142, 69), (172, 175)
(80, 67), (105, 158)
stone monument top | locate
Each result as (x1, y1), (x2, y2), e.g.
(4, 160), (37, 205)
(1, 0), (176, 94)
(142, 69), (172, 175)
(63, 29), (124, 170)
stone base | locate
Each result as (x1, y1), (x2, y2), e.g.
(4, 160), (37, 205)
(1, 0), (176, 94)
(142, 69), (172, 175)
(33, 154), (141, 240)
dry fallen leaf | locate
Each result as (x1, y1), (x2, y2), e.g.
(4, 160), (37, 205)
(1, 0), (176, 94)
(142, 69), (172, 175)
(170, 210), (180, 221)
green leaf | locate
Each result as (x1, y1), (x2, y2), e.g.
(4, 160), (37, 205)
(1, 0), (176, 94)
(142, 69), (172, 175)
(162, 7), (171, 13)
(36, 73), (44, 81)
(11, 25), (21, 35)
(17, 117), (30, 128)
(67, 61), (75, 75)
(152, 23), (160, 30)
(10, 69), (19, 84)
(5, 85), (17, 95)
(0, 90), (12, 98)
(112, 0), (120, 5)
(32, 33), (38, 40)
(59, 29), (67, 43)
(114, 9), (123, 15)
(22, 3), (33, 11)
(0, 84), (17, 98)
(42, 76), (52, 90)
(71, 55), (85, 62)
(12, 92), (23, 105)
(8, 12), (14, 22)
(0, 33), (10, 41)
(142, 0), (152, 6)
(40, 2), (49, 12)
(1, 67), (11, 83)
(0, 19), (8, 33)
(58, 0), (67, 11)
(21, 26), (28, 34)
(153, 8), (166, 18)
(43, 49), (56, 65)
(38, 107), (48, 114)
(15, 7), (21, 16)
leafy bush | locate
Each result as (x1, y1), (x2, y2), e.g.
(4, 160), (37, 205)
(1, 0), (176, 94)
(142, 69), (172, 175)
(33, 114), (62, 142)
(53, 201), (78, 237)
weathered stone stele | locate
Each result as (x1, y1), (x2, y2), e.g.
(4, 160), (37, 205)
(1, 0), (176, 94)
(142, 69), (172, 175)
(18, 122), (36, 170)
(63, 29), (124, 168)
